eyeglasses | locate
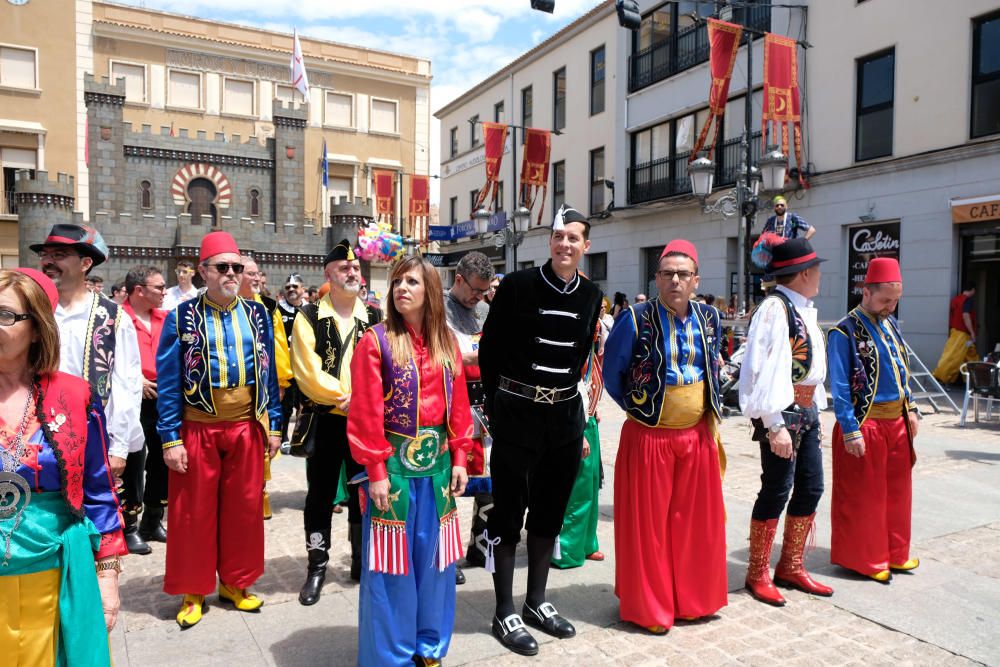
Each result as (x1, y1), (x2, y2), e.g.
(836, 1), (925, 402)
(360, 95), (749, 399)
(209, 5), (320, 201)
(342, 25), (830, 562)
(0, 309), (33, 326)
(206, 262), (244, 275)
(142, 284), (167, 292)
(176, 268), (194, 275)
(37, 250), (78, 262)
(656, 270), (696, 282)
(458, 274), (489, 296)
(243, 270), (261, 278)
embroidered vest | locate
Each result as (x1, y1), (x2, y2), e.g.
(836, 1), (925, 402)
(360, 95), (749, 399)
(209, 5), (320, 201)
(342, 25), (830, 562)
(622, 301), (722, 426)
(298, 302), (380, 379)
(81, 294), (120, 406)
(833, 309), (910, 427)
(36, 372), (92, 517)
(371, 323), (453, 439)
(277, 302), (298, 348)
(760, 291), (813, 384)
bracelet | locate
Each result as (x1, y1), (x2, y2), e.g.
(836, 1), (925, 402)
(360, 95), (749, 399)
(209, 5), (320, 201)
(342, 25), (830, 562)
(96, 557), (122, 573)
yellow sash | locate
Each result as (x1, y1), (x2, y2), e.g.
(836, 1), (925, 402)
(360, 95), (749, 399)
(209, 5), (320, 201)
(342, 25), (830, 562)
(656, 381), (706, 429)
(868, 398), (905, 420)
(184, 386), (255, 423)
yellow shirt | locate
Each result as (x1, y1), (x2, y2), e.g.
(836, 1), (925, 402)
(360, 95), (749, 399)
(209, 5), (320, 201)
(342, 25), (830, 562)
(291, 295), (371, 416)
(254, 294), (293, 388)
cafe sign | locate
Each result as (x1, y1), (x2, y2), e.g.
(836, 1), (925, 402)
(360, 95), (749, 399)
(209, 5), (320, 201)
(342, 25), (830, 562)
(950, 194), (1000, 224)
(847, 220), (901, 311)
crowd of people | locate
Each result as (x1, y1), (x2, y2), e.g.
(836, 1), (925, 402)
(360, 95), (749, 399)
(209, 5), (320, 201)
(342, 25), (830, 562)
(2, 199), (922, 665)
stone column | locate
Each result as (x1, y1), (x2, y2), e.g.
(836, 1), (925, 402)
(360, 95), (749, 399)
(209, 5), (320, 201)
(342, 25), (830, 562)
(272, 100), (308, 234)
(15, 170), (76, 265)
(84, 74), (126, 220)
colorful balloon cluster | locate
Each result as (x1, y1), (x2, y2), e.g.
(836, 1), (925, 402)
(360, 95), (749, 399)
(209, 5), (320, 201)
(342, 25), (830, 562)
(356, 221), (404, 263)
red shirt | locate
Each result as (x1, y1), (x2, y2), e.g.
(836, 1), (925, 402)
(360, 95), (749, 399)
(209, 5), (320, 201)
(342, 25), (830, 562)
(948, 293), (976, 334)
(124, 300), (167, 382)
(347, 325), (473, 482)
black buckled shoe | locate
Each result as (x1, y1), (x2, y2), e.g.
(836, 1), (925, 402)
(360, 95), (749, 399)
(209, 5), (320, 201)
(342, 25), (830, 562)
(522, 602), (576, 639)
(491, 614), (539, 656)
(455, 566), (466, 586)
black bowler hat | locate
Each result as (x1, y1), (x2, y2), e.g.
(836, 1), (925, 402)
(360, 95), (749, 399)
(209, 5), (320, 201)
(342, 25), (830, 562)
(767, 237), (826, 276)
(324, 239), (356, 265)
(30, 223), (110, 267)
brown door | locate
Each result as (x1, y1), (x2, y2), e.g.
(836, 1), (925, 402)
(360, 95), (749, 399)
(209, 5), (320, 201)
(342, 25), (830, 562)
(187, 178), (217, 226)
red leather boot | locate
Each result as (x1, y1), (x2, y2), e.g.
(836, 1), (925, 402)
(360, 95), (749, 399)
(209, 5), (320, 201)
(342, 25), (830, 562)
(745, 518), (786, 606)
(774, 513), (833, 596)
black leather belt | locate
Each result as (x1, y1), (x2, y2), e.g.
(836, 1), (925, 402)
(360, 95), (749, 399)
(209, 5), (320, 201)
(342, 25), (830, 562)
(466, 380), (486, 407)
(498, 376), (578, 404)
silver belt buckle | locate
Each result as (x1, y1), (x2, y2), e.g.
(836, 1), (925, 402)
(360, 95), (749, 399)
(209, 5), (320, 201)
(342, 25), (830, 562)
(534, 385), (556, 404)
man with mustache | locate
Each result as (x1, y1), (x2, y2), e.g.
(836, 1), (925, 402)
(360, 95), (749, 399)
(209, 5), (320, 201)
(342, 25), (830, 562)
(156, 231), (283, 627)
(828, 257), (920, 583)
(292, 240), (382, 604)
(32, 224), (144, 545)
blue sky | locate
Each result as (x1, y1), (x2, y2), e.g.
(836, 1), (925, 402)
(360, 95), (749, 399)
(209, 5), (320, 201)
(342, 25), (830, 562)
(119, 0), (604, 201)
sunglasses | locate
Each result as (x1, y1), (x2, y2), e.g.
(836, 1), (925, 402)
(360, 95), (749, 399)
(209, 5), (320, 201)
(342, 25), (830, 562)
(206, 262), (244, 275)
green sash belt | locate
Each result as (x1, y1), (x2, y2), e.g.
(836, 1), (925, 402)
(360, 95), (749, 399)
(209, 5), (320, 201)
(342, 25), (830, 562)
(3, 493), (110, 666)
(368, 426), (463, 575)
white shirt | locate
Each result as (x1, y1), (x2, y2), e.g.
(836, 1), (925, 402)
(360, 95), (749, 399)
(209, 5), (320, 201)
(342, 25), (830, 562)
(161, 284), (199, 311)
(56, 294), (145, 458)
(739, 285), (827, 428)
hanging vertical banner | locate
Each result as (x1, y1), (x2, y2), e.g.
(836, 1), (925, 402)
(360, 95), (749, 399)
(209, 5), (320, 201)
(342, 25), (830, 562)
(689, 19), (743, 161)
(373, 169), (395, 222)
(762, 33), (807, 187)
(409, 175), (430, 244)
(471, 122), (510, 217)
(519, 128), (551, 226)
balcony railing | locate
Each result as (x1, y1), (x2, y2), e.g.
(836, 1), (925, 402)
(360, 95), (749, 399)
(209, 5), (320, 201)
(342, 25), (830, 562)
(627, 132), (762, 205)
(0, 190), (16, 217)
(628, 2), (772, 93)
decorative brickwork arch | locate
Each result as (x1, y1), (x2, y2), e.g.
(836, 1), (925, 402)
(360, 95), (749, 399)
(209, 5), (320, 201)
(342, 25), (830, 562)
(170, 163), (232, 210)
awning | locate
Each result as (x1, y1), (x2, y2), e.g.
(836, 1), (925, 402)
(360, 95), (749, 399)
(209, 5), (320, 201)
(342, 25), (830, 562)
(0, 119), (46, 135)
(950, 194), (1000, 224)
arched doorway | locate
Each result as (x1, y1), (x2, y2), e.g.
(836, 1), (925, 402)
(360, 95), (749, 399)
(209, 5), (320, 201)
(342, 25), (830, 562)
(187, 177), (217, 226)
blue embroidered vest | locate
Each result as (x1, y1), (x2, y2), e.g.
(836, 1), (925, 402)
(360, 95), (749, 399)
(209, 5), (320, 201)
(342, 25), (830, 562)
(173, 296), (273, 423)
(832, 309), (910, 427)
(372, 323), (454, 439)
(622, 301), (722, 426)
(82, 294), (121, 406)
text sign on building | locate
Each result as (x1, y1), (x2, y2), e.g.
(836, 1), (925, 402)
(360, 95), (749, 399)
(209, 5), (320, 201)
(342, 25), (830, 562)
(428, 220), (476, 241)
(950, 194), (1000, 224)
(847, 220), (901, 311)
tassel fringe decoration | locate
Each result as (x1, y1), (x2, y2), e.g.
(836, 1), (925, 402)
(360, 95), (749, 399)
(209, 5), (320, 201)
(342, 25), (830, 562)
(483, 529), (502, 574)
(552, 536), (562, 561)
(437, 510), (464, 572)
(369, 519), (409, 576)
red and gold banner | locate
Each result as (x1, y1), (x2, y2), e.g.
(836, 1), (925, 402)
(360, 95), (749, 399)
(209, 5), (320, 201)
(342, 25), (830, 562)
(519, 128), (551, 225)
(373, 169), (395, 222)
(689, 19), (743, 161)
(409, 175), (430, 243)
(472, 122), (509, 216)
(762, 33), (807, 187)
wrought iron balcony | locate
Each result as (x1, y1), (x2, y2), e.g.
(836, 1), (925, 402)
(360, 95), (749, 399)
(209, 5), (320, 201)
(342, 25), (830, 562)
(628, 2), (772, 94)
(627, 132), (763, 205)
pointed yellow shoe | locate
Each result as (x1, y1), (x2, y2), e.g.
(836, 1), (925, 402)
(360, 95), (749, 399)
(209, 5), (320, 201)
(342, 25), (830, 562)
(263, 491), (272, 520)
(890, 558), (920, 572)
(869, 569), (891, 583)
(414, 658), (441, 667)
(176, 594), (205, 628)
(644, 625), (668, 635)
(219, 584), (263, 611)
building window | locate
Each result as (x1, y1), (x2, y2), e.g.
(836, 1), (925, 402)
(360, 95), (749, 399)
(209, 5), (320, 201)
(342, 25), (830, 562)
(553, 67), (566, 131)
(590, 46), (605, 116)
(470, 114), (481, 148)
(110, 61), (146, 103)
(634, 5), (674, 53)
(139, 180), (152, 210)
(972, 10), (1000, 139)
(521, 86), (533, 128)
(0, 45), (37, 89)
(449, 196), (458, 224)
(325, 92), (353, 127)
(588, 252), (608, 282)
(223, 78), (255, 116)
(590, 147), (605, 215)
(371, 98), (398, 134)
(855, 48), (894, 161)
(552, 160), (566, 214)
(249, 188), (261, 217)
(168, 70), (202, 109)
(469, 190), (479, 217)
(275, 84), (305, 104)
(1, 148), (36, 216)
(449, 127), (458, 158)
(494, 101), (505, 123)
(494, 181), (504, 212)
(187, 177), (217, 226)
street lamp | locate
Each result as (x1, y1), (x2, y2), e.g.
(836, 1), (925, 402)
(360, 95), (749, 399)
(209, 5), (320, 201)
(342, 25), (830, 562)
(473, 206), (492, 235)
(758, 145), (788, 193)
(493, 203), (531, 268)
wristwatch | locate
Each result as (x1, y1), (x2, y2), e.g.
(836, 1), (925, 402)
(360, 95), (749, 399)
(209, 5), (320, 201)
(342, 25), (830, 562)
(768, 422), (786, 435)
(96, 557), (122, 573)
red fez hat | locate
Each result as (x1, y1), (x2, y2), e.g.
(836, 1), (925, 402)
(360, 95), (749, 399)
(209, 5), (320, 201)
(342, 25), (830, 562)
(13, 267), (59, 312)
(865, 257), (901, 284)
(660, 239), (699, 265)
(199, 231), (240, 262)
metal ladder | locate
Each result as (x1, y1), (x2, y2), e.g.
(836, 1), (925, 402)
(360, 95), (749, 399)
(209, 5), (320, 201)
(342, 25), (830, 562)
(906, 343), (959, 414)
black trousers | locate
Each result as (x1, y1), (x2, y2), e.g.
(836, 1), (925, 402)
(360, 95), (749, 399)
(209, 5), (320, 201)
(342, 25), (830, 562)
(140, 397), (168, 507)
(751, 405), (824, 521)
(303, 413), (363, 546)
(119, 448), (146, 516)
(280, 381), (299, 441)
(486, 391), (584, 545)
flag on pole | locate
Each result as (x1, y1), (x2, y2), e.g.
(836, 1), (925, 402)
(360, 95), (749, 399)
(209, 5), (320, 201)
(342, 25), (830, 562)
(762, 33), (806, 187)
(290, 28), (310, 102)
(321, 139), (329, 227)
(688, 18), (743, 161)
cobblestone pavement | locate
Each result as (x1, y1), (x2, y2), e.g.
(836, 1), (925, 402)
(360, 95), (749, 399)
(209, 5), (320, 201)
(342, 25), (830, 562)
(111, 399), (1000, 666)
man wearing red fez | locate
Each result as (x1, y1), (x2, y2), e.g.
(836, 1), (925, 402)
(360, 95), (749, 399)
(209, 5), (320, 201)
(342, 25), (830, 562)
(740, 236), (834, 606)
(603, 239), (727, 633)
(828, 257), (920, 583)
(156, 230), (283, 627)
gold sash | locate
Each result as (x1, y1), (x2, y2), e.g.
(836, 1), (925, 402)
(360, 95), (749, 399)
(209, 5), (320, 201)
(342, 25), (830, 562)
(868, 398), (905, 420)
(184, 386), (254, 423)
(656, 381), (706, 430)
